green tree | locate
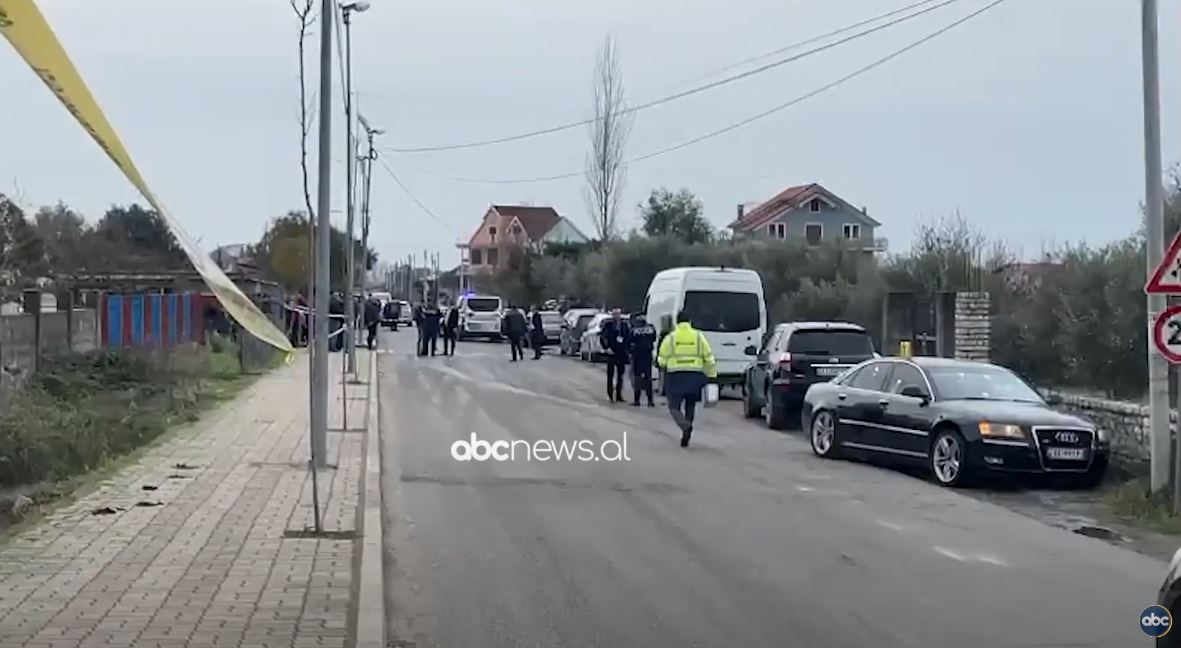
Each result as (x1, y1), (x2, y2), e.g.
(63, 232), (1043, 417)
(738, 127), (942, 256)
(252, 211), (377, 293)
(34, 202), (90, 272)
(640, 188), (713, 244)
(0, 195), (45, 278)
(92, 204), (187, 269)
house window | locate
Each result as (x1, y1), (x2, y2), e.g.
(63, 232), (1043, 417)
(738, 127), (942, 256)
(470, 249), (483, 265)
(487, 247), (499, 266)
(842, 224), (861, 240)
(805, 223), (822, 245)
(809, 198), (821, 213)
(766, 223), (786, 239)
(489, 226), (497, 244)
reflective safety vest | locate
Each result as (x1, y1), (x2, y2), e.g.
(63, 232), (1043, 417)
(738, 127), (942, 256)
(657, 323), (717, 378)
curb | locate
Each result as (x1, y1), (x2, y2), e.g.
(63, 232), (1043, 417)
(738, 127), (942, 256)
(356, 353), (385, 647)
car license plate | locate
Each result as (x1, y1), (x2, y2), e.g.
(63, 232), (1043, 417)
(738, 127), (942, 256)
(1046, 447), (1087, 460)
(816, 367), (843, 376)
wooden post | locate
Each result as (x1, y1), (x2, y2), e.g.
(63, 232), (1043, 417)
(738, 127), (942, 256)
(61, 290), (75, 352)
(22, 290), (42, 374)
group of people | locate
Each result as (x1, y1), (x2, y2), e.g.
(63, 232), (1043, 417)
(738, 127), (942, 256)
(501, 306), (546, 362)
(596, 308), (717, 448)
(413, 302), (460, 357)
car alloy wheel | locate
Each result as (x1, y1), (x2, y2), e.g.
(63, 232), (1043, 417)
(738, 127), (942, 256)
(810, 410), (838, 458)
(763, 385), (785, 430)
(930, 430), (965, 487)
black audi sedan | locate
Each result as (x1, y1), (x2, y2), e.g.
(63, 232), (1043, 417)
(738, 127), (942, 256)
(800, 356), (1110, 487)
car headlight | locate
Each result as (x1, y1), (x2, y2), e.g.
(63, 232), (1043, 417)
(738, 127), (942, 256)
(978, 422), (1027, 439)
(1096, 427), (1109, 443)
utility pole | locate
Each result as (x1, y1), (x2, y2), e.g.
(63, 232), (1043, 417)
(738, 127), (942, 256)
(358, 114), (382, 309)
(1142, 0), (1170, 492)
(311, 0), (333, 487)
(342, 5), (358, 377)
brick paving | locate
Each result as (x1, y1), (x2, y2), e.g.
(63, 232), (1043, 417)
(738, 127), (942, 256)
(0, 351), (372, 648)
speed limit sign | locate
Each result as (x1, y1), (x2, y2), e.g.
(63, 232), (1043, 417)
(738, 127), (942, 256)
(1152, 305), (1181, 364)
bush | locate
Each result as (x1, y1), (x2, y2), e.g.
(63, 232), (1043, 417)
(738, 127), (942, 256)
(0, 346), (243, 487)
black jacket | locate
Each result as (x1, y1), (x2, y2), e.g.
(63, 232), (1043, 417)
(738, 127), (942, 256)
(364, 299), (382, 326)
(630, 322), (657, 361)
(421, 306), (442, 331)
(599, 318), (632, 356)
(445, 308), (460, 331)
(502, 309), (528, 337)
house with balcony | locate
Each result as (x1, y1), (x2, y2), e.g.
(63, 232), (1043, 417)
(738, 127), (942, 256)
(728, 183), (886, 252)
(463, 204), (590, 272)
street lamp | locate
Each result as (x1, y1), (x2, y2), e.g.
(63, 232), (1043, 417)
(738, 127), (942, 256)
(357, 115), (382, 306)
(341, 0), (369, 377)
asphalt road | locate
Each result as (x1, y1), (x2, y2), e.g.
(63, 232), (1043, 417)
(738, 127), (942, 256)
(377, 329), (1165, 648)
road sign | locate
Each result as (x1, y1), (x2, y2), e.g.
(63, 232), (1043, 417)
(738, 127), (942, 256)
(1146, 230), (1181, 293)
(1152, 305), (1181, 363)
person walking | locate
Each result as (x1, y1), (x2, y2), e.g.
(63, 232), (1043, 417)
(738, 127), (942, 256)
(442, 306), (459, 356)
(529, 306), (545, 360)
(363, 295), (382, 350)
(502, 306), (527, 361)
(629, 313), (657, 407)
(598, 308), (632, 403)
(656, 312), (716, 448)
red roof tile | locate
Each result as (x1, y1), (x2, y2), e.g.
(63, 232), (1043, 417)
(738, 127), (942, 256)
(730, 184), (817, 230)
(491, 205), (562, 241)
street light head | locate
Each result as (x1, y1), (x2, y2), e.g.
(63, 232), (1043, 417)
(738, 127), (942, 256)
(342, 1), (371, 12)
(371, 128), (385, 136)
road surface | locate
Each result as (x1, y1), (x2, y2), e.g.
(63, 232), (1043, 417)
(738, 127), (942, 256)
(377, 330), (1163, 648)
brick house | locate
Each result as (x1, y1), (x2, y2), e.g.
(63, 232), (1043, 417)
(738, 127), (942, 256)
(728, 183), (886, 252)
(464, 205), (589, 272)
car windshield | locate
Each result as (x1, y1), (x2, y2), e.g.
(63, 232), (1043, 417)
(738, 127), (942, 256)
(680, 291), (760, 332)
(466, 298), (500, 312)
(574, 315), (594, 332)
(788, 330), (874, 355)
(926, 365), (1044, 403)
(541, 312), (563, 325)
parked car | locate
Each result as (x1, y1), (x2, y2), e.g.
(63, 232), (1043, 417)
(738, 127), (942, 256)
(580, 313), (625, 362)
(1157, 548), (1181, 647)
(455, 294), (504, 341)
(382, 299), (410, 330)
(801, 356), (1111, 488)
(560, 308), (599, 356)
(528, 310), (564, 346)
(743, 322), (878, 429)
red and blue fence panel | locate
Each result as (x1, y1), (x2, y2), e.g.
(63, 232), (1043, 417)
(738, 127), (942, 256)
(99, 293), (206, 348)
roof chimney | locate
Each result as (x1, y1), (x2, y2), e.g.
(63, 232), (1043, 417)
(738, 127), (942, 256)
(861, 206), (868, 215)
(737, 204), (745, 221)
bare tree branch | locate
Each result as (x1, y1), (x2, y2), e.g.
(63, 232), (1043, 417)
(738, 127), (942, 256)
(584, 35), (633, 242)
(291, 0), (318, 222)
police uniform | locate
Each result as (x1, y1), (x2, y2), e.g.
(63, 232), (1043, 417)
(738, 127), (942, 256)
(629, 319), (657, 406)
(656, 321), (717, 447)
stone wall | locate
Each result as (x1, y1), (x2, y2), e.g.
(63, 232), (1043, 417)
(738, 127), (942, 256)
(0, 309), (99, 391)
(1042, 390), (1163, 462)
(954, 291), (990, 362)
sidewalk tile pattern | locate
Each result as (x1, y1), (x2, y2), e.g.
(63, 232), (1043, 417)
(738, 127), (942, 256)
(0, 352), (369, 648)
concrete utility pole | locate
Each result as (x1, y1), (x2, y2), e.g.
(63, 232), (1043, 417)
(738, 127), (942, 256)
(358, 114), (382, 307)
(312, 0), (334, 475)
(1141, 0), (1170, 491)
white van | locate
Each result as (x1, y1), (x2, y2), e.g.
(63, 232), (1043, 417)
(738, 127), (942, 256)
(644, 267), (766, 387)
(455, 294), (504, 340)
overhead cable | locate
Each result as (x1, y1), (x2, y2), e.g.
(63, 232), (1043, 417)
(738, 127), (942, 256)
(385, 0), (1008, 185)
(381, 0), (964, 154)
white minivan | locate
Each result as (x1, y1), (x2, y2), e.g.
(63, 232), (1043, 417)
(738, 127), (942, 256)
(455, 294), (505, 340)
(644, 267), (766, 388)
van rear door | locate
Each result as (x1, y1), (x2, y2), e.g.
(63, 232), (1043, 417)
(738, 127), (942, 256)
(679, 290), (762, 381)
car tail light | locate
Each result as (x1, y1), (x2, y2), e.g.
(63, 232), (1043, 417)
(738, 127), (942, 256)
(775, 352), (792, 368)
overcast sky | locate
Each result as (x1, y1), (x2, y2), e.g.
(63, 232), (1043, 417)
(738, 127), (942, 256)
(1, 0), (1179, 269)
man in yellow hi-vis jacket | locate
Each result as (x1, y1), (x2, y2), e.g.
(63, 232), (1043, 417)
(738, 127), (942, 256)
(656, 312), (717, 448)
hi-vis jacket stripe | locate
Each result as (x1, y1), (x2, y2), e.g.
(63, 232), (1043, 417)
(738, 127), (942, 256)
(0, 1), (293, 355)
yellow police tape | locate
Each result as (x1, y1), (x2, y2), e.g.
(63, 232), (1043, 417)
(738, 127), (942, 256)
(0, 0), (294, 356)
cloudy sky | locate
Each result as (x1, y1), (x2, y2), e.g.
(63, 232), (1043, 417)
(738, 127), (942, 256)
(1, 0), (1179, 270)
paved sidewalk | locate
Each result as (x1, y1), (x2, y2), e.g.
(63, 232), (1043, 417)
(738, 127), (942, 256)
(0, 350), (373, 648)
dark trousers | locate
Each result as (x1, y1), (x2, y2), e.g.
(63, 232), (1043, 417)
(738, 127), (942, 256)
(419, 329), (438, 356)
(668, 392), (699, 438)
(632, 358), (653, 405)
(606, 356), (626, 400)
(366, 323), (378, 349)
(442, 329), (456, 355)
(532, 332), (544, 359)
(508, 335), (523, 361)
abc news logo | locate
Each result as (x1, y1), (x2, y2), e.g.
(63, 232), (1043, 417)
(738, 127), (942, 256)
(1141, 605), (1174, 638)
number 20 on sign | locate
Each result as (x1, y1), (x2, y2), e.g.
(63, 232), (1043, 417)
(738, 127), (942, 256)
(1153, 305), (1181, 364)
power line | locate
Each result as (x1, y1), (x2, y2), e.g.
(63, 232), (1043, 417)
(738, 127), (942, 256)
(384, 0), (1007, 186)
(632, 0), (942, 103)
(374, 155), (458, 234)
(380, 0), (964, 154)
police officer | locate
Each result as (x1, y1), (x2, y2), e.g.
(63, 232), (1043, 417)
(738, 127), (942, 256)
(598, 308), (631, 403)
(629, 314), (656, 407)
(656, 311), (717, 447)
(442, 306), (460, 356)
(363, 295), (382, 350)
(502, 306), (528, 361)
